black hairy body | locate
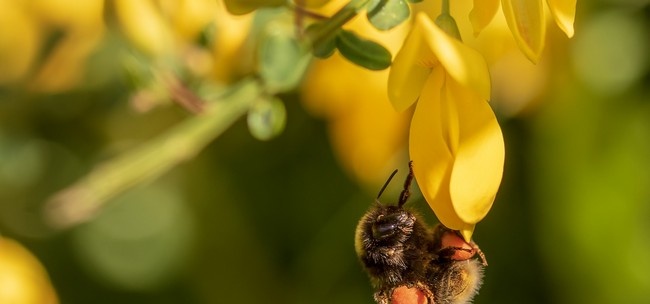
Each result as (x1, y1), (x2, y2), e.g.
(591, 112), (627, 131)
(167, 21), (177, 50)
(355, 205), (433, 291)
(355, 162), (485, 304)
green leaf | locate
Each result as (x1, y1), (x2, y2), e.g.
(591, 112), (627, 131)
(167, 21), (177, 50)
(258, 24), (310, 93)
(306, 23), (338, 58)
(367, 0), (410, 31)
(247, 97), (287, 141)
(335, 30), (392, 70)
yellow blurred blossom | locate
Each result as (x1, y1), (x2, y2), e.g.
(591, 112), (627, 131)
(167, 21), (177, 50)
(114, 0), (174, 57)
(114, 0), (252, 83)
(420, 1), (562, 116)
(470, 0), (577, 63)
(0, 0), (40, 85)
(0, 237), (58, 304)
(0, 0), (104, 92)
(302, 1), (411, 186)
(388, 13), (504, 241)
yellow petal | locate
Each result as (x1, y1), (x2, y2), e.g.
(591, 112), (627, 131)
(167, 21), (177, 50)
(446, 78), (505, 224)
(387, 18), (432, 112)
(168, 0), (218, 42)
(0, 237), (59, 304)
(547, 0), (576, 38)
(459, 225), (475, 243)
(469, 0), (501, 36)
(410, 70), (467, 231)
(114, 0), (173, 57)
(30, 30), (104, 92)
(30, 0), (103, 29)
(501, 0), (546, 63)
(417, 14), (492, 101)
(211, 1), (253, 83)
(0, 1), (40, 84)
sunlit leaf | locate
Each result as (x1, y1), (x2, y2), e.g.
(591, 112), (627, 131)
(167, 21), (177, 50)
(335, 29), (392, 70)
(367, 0), (410, 31)
(258, 27), (310, 92)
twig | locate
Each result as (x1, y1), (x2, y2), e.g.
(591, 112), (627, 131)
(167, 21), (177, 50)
(44, 78), (262, 229)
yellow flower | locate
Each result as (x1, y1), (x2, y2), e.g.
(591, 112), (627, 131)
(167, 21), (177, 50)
(471, 0), (577, 63)
(0, 237), (59, 304)
(0, 0), (40, 85)
(388, 13), (505, 241)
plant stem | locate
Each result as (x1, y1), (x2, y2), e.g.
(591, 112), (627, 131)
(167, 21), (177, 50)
(441, 0), (450, 15)
(308, 0), (369, 50)
(45, 78), (262, 229)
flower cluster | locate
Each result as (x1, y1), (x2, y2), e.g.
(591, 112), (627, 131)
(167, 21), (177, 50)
(304, 0), (577, 241)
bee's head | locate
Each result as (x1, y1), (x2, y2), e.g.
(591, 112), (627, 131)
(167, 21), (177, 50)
(371, 206), (415, 242)
(356, 164), (418, 250)
(355, 204), (417, 258)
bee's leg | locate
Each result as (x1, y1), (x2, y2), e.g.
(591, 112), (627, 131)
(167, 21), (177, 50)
(470, 242), (488, 266)
(397, 161), (415, 207)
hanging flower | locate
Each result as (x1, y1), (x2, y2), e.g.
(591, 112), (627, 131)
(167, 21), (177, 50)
(388, 13), (505, 242)
(471, 0), (577, 63)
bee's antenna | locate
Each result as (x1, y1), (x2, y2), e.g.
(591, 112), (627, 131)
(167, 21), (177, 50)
(376, 169), (399, 201)
(398, 161), (414, 207)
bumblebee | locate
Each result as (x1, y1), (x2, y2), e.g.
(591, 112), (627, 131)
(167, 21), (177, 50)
(355, 162), (486, 304)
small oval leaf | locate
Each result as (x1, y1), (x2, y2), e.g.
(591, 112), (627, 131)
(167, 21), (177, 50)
(258, 26), (310, 92)
(247, 97), (287, 141)
(367, 0), (410, 31)
(335, 30), (392, 70)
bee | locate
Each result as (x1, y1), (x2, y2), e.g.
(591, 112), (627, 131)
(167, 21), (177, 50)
(355, 161), (487, 304)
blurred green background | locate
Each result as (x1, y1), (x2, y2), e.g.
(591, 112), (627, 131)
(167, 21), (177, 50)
(1, 0), (649, 303)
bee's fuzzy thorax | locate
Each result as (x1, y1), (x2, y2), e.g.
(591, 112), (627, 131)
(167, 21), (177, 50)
(355, 162), (487, 304)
